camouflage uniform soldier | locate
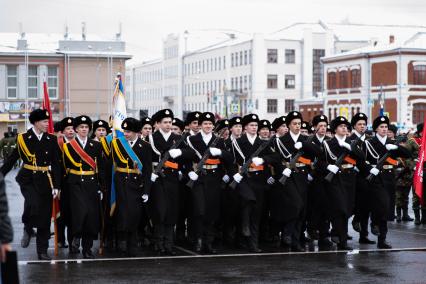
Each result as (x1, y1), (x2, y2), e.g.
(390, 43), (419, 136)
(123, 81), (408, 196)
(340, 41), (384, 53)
(404, 123), (426, 225)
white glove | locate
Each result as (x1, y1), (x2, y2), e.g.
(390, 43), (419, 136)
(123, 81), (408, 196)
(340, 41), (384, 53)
(209, 147), (222, 157)
(267, 177), (275, 185)
(282, 168), (292, 177)
(188, 171), (199, 181)
(339, 141), (352, 151)
(252, 157), (264, 166)
(222, 175), (230, 183)
(233, 173), (243, 183)
(169, 149), (182, 159)
(151, 173), (159, 182)
(142, 194), (149, 203)
(370, 167), (380, 176)
(385, 144), (398, 151)
(327, 164), (339, 174)
(52, 188), (59, 198)
(178, 171), (183, 181)
(98, 190), (103, 201)
(294, 142), (303, 150)
(307, 174), (313, 182)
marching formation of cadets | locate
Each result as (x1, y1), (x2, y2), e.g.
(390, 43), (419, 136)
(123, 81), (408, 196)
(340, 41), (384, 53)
(1, 108), (426, 261)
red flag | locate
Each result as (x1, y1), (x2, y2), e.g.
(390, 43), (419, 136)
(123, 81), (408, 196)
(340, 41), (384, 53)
(413, 118), (426, 206)
(42, 80), (54, 134)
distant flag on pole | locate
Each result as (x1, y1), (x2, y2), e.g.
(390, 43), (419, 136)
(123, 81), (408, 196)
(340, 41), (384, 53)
(110, 73), (127, 216)
(42, 77), (54, 134)
(112, 74), (127, 138)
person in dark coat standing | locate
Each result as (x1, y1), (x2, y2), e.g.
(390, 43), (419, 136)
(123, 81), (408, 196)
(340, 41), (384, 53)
(1, 109), (61, 260)
(231, 114), (279, 253)
(363, 115), (410, 249)
(0, 172), (13, 263)
(270, 111), (320, 252)
(348, 113), (376, 245)
(146, 109), (193, 255)
(186, 112), (233, 253)
(322, 116), (367, 250)
(62, 115), (105, 259)
(111, 117), (152, 256)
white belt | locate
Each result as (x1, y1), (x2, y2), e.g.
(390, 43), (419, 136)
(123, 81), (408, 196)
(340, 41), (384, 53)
(372, 165), (394, 170)
(341, 164), (354, 169)
(202, 164), (218, 170)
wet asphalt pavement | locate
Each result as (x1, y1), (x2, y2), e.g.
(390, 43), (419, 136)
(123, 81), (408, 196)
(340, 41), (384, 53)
(4, 169), (426, 283)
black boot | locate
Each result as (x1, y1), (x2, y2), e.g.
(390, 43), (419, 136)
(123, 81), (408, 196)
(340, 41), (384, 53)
(337, 241), (353, 251)
(402, 208), (414, 222)
(359, 237), (376, 244)
(21, 229), (31, 248)
(318, 238), (334, 250)
(82, 249), (95, 259)
(194, 238), (202, 253)
(377, 239), (392, 249)
(204, 242), (217, 254)
(396, 207), (402, 223)
(414, 209), (421, 225)
(38, 253), (51, 261)
(422, 209), (426, 224)
(70, 237), (81, 254)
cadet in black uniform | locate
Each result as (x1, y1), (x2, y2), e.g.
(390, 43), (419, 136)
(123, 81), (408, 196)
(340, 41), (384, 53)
(231, 114), (279, 253)
(111, 117), (152, 256)
(348, 113), (376, 245)
(363, 115), (410, 248)
(62, 115), (105, 259)
(322, 116), (366, 250)
(1, 109), (61, 260)
(146, 109), (193, 255)
(270, 111), (320, 252)
(186, 112), (232, 253)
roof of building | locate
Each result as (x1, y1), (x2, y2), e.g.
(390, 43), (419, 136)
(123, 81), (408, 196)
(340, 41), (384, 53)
(0, 32), (132, 58)
(322, 32), (426, 62)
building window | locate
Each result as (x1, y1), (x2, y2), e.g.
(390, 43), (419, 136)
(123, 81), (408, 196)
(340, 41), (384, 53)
(28, 66), (38, 99)
(328, 72), (337, 89)
(267, 74), (278, 89)
(313, 49), (325, 93)
(285, 75), (295, 89)
(249, 75), (252, 90)
(235, 52), (239, 66)
(223, 56), (226, 68)
(339, 70), (348, 89)
(218, 58), (221, 70)
(214, 58), (217, 71)
(249, 50), (252, 64)
(240, 52), (243, 66)
(285, 49), (295, 64)
(6, 65), (18, 99)
(267, 49), (278, 63)
(351, 69), (361, 88)
(267, 99), (278, 113)
(414, 65), (426, 85)
(231, 53), (234, 67)
(47, 66), (58, 99)
(285, 99), (294, 113)
(244, 51), (248, 65)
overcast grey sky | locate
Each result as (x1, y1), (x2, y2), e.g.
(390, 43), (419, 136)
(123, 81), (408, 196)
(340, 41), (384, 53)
(1, 0), (425, 61)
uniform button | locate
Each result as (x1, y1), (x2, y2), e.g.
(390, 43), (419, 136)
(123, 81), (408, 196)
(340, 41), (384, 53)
(81, 179), (84, 182)
(212, 170), (216, 173)
(134, 176), (137, 180)
(91, 177), (94, 180)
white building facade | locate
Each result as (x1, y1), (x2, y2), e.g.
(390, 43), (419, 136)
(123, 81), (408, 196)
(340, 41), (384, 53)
(126, 22), (426, 121)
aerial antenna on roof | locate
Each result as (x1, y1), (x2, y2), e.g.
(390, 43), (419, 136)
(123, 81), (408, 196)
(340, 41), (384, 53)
(82, 21), (86, 41)
(64, 23), (69, 40)
(116, 22), (122, 41)
(19, 22), (25, 39)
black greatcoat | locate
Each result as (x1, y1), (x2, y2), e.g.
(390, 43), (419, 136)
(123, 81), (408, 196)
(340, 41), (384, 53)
(322, 136), (366, 219)
(146, 131), (193, 225)
(1, 129), (61, 229)
(187, 132), (233, 223)
(62, 138), (105, 239)
(363, 136), (410, 224)
(270, 133), (320, 223)
(111, 137), (152, 233)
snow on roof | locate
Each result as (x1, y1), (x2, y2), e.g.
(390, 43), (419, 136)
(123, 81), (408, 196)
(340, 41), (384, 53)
(323, 32), (426, 61)
(0, 32), (131, 58)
